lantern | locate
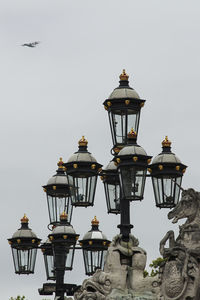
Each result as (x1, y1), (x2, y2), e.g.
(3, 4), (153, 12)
(149, 136), (187, 208)
(101, 160), (121, 214)
(115, 129), (152, 201)
(41, 239), (55, 281)
(48, 212), (79, 273)
(79, 217), (110, 276)
(43, 158), (73, 225)
(8, 215), (41, 275)
(64, 137), (102, 207)
(103, 70), (145, 152)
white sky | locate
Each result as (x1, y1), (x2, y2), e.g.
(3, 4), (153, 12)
(1, 0), (200, 299)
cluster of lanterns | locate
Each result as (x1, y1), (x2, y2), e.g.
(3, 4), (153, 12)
(8, 70), (187, 291)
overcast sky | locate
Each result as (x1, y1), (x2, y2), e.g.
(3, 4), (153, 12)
(1, 0), (200, 299)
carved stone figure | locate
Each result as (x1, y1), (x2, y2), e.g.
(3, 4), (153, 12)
(75, 234), (159, 300)
(159, 188), (200, 300)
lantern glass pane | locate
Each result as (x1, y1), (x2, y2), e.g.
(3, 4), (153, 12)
(152, 177), (161, 206)
(83, 249), (106, 276)
(69, 175), (97, 206)
(112, 112), (126, 144)
(104, 182), (120, 213)
(109, 109), (140, 146)
(152, 176), (182, 208)
(47, 195), (73, 224)
(44, 254), (55, 280)
(163, 177), (175, 204)
(12, 248), (37, 274)
(119, 167), (146, 200)
(127, 110), (139, 133)
(174, 177), (182, 205)
(65, 246), (75, 270)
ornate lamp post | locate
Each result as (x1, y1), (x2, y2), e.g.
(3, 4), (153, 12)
(8, 70), (187, 300)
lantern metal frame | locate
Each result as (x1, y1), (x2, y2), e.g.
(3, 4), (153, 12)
(79, 217), (110, 276)
(101, 161), (121, 214)
(43, 160), (73, 226)
(8, 216), (41, 275)
(115, 143), (152, 202)
(64, 137), (102, 207)
(41, 240), (55, 281)
(103, 70), (145, 152)
(149, 139), (187, 208)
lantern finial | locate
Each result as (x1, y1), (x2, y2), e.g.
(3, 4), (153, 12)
(57, 157), (65, 169)
(119, 69), (129, 81)
(78, 136), (88, 147)
(162, 136), (171, 148)
(127, 128), (137, 139)
(21, 214), (29, 223)
(91, 216), (99, 226)
(60, 211), (68, 221)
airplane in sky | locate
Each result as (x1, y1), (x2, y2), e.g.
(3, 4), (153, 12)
(21, 41), (40, 48)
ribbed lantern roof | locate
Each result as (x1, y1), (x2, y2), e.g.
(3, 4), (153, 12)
(67, 137), (97, 163)
(12, 214), (38, 239)
(81, 216), (108, 241)
(152, 136), (182, 164)
(46, 158), (71, 186)
(108, 69), (140, 100)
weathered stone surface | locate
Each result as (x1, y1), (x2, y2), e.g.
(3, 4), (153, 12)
(159, 188), (200, 300)
(74, 188), (200, 300)
(74, 234), (159, 300)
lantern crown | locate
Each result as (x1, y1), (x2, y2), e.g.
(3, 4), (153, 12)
(57, 157), (65, 169)
(91, 216), (99, 226)
(79, 136), (88, 147)
(60, 211), (68, 221)
(119, 69), (129, 81)
(162, 136), (171, 148)
(127, 128), (137, 143)
(21, 214), (29, 224)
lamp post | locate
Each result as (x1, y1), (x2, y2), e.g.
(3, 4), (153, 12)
(8, 70), (187, 300)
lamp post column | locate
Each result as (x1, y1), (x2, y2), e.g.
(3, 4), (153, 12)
(54, 244), (66, 300)
(118, 198), (133, 242)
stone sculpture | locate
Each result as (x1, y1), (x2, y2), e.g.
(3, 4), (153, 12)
(159, 188), (200, 300)
(74, 234), (159, 300)
(75, 188), (200, 300)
